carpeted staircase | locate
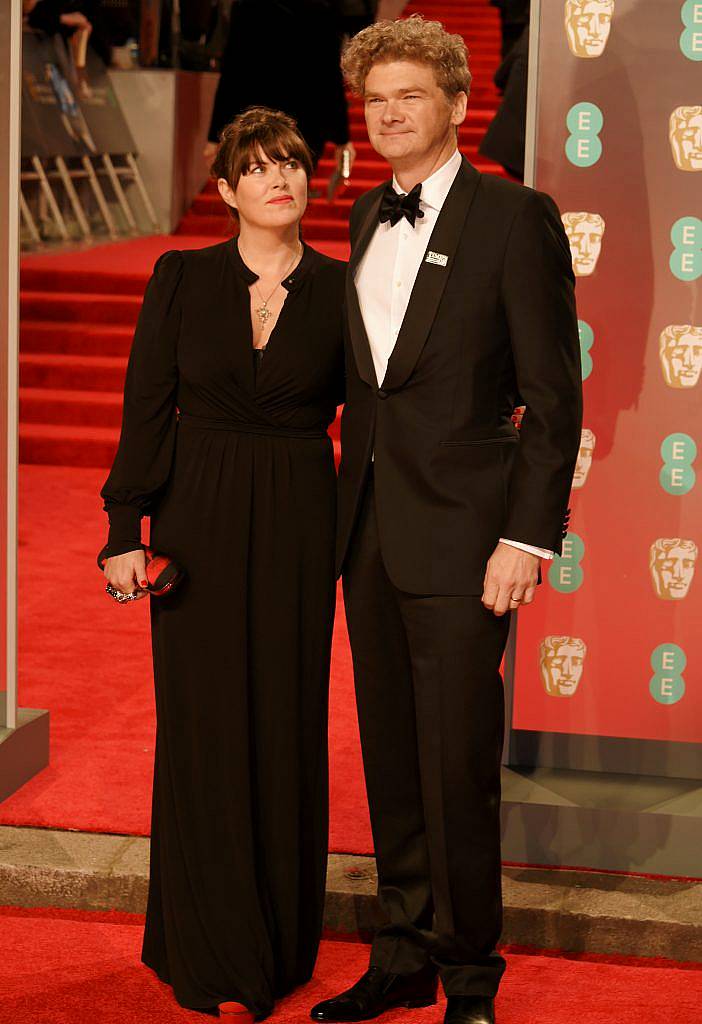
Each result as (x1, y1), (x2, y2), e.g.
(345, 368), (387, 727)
(19, 0), (506, 468)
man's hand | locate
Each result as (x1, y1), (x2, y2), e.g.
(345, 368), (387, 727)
(482, 541), (540, 616)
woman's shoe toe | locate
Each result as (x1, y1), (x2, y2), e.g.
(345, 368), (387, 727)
(218, 1001), (255, 1021)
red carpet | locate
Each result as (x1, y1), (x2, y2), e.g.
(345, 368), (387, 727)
(1, 463), (371, 851)
(3, 907), (702, 1024)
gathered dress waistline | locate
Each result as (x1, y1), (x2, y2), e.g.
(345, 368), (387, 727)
(177, 412), (328, 440)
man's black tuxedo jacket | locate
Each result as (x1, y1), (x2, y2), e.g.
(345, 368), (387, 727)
(336, 156), (583, 595)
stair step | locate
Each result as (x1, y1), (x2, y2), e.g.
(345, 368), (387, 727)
(19, 387), (124, 428)
(19, 421), (121, 468)
(19, 421), (341, 469)
(20, 353), (128, 392)
(299, 219), (351, 241)
(21, 267), (147, 296)
(20, 291), (141, 326)
(176, 214), (231, 237)
(21, 321), (134, 357)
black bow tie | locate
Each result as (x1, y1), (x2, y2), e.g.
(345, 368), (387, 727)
(378, 182), (425, 228)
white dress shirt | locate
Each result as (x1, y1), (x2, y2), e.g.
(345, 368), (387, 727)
(354, 148), (553, 561)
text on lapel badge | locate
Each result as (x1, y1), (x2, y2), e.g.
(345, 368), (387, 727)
(425, 251), (449, 267)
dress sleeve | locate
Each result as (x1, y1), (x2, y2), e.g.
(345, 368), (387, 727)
(98, 250), (182, 560)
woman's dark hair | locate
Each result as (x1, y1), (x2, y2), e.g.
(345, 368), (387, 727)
(211, 106), (314, 217)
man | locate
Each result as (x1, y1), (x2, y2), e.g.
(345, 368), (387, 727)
(312, 15), (582, 1024)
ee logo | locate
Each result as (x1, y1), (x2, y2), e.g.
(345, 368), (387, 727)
(578, 320), (594, 380)
(680, 1), (702, 61)
(670, 217), (702, 281)
(659, 432), (697, 495)
(649, 643), (686, 705)
(548, 532), (585, 593)
(565, 103), (603, 167)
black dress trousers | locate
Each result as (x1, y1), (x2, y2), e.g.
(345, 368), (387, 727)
(342, 474), (510, 998)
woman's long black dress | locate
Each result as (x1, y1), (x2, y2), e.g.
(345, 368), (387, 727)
(99, 239), (346, 1016)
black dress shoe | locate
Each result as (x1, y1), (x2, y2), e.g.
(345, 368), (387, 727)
(310, 963), (438, 1022)
(444, 995), (495, 1024)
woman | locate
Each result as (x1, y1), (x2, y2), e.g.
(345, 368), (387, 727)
(100, 107), (345, 1020)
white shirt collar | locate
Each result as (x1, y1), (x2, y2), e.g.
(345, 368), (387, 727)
(391, 148), (462, 213)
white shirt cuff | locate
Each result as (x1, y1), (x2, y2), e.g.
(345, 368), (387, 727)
(499, 538), (554, 560)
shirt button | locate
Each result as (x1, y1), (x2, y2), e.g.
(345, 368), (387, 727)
(395, 281), (402, 288)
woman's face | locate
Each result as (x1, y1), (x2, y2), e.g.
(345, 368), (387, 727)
(218, 150), (308, 230)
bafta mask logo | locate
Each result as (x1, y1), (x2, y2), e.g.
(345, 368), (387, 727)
(669, 106), (702, 171)
(649, 538), (698, 601)
(539, 635), (587, 697)
(562, 212), (605, 276)
(659, 325), (702, 389)
(565, 0), (615, 58)
(572, 428), (595, 489)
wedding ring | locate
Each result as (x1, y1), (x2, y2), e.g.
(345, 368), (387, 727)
(106, 582), (141, 603)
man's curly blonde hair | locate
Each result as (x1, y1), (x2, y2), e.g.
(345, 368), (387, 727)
(341, 15), (471, 100)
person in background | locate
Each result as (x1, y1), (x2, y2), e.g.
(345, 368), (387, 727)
(25, 0), (93, 38)
(25, 0), (139, 68)
(204, 0), (355, 175)
(26, 0), (94, 94)
(490, 0), (529, 58)
(478, 20), (530, 180)
(336, 0), (378, 38)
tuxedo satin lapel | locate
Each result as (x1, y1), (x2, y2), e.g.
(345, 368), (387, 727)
(345, 186), (386, 389)
(382, 159), (481, 392)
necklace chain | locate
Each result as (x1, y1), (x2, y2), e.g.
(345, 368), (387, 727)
(239, 242), (302, 328)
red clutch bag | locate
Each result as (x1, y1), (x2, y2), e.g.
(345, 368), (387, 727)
(98, 546), (184, 597)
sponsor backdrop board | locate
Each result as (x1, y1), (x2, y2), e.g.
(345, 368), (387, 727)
(512, 1), (701, 774)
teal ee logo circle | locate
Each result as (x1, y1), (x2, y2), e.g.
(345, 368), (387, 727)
(566, 103), (604, 167)
(680, 1), (702, 61)
(578, 320), (594, 380)
(670, 217), (702, 281)
(659, 432), (697, 494)
(548, 532), (585, 593)
(649, 643), (686, 704)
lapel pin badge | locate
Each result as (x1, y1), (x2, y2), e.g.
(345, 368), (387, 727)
(425, 251), (448, 267)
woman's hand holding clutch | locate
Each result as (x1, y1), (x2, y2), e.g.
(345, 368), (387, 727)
(103, 549), (149, 603)
(99, 547), (185, 602)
